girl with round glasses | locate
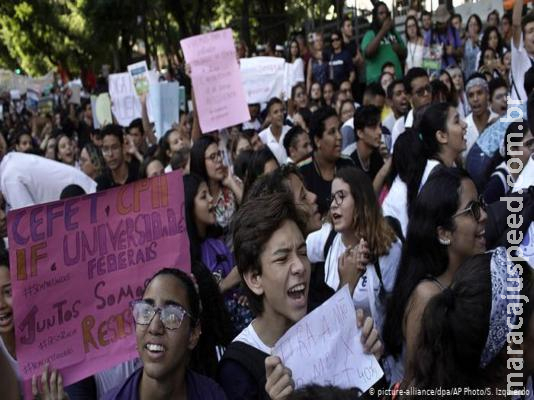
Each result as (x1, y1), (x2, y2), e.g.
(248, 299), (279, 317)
(104, 268), (226, 399)
(306, 167), (402, 337)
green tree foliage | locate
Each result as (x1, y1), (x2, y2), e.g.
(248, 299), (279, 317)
(0, 0), (346, 76)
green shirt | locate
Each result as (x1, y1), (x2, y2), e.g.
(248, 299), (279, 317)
(361, 29), (405, 84)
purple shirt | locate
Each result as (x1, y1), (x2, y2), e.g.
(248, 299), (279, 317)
(423, 26), (461, 69)
(103, 368), (228, 400)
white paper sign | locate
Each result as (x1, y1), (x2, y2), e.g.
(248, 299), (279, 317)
(240, 57), (285, 104)
(68, 83), (81, 105)
(127, 61), (150, 96)
(149, 81), (180, 139)
(273, 286), (384, 393)
(9, 89), (21, 100)
(108, 72), (142, 127)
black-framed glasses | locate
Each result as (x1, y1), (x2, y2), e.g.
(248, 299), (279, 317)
(413, 84), (431, 97)
(131, 300), (191, 330)
(452, 197), (487, 221)
(205, 150), (223, 162)
(328, 190), (346, 207)
(331, 37), (341, 42)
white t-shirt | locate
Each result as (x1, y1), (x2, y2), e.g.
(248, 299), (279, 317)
(391, 110), (414, 149)
(511, 33), (534, 102)
(258, 125), (291, 165)
(382, 159), (441, 236)
(0, 153), (97, 210)
(233, 321), (272, 354)
(306, 223), (402, 333)
(463, 110), (498, 160)
(406, 42), (424, 71)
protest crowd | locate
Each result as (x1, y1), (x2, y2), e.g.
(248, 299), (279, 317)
(1, 0), (534, 399)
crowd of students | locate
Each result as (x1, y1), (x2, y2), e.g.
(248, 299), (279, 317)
(1, 0), (534, 399)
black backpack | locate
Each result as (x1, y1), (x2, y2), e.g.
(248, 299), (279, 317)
(218, 341), (270, 400)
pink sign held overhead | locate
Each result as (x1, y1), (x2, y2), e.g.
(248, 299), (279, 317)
(7, 170), (190, 392)
(181, 29), (250, 132)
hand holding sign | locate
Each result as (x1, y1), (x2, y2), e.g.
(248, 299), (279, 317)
(265, 356), (294, 400)
(272, 286), (383, 393)
(32, 365), (68, 400)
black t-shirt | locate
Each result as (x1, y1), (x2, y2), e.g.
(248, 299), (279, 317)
(95, 160), (140, 192)
(298, 155), (354, 216)
(327, 49), (354, 87)
(350, 147), (384, 181)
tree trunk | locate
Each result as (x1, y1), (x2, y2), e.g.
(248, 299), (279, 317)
(241, 0), (251, 50)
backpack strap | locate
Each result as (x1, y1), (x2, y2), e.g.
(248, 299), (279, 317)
(323, 228), (337, 259)
(220, 341), (269, 397)
(491, 167), (510, 194)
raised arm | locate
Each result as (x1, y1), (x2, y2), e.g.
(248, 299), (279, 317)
(364, 18), (392, 59)
(513, 0), (524, 49)
(140, 93), (156, 145)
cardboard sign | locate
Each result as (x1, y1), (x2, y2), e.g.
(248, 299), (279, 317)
(108, 72), (142, 127)
(127, 61), (150, 97)
(149, 81), (180, 139)
(273, 286), (384, 393)
(181, 29), (250, 132)
(8, 170), (190, 390)
(240, 57), (285, 104)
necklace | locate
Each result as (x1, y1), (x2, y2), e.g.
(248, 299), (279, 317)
(356, 147), (370, 172)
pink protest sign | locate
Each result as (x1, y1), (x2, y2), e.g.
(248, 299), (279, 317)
(7, 170), (190, 389)
(181, 29), (250, 132)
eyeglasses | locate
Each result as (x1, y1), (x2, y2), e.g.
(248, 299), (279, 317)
(413, 84), (431, 97)
(131, 300), (191, 330)
(452, 197), (487, 221)
(328, 190), (347, 207)
(205, 150), (223, 162)
(331, 37), (341, 42)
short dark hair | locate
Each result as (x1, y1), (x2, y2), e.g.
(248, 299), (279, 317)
(353, 105), (381, 132)
(364, 82), (386, 98)
(422, 10), (432, 18)
(504, 121), (530, 163)
(387, 79), (405, 99)
(232, 192), (307, 315)
(522, 11), (534, 34)
(488, 77), (508, 100)
(451, 13), (462, 23)
(381, 61), (395, 72)
(101, 124), (124, 144)
(283, 126), (307, 155)
(404, 68), (429, 94)
(309, 107), (338, 150)
(266, 97), (283, 115)
(60, 184), (86, 199)
(127, 118), (144, 135)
